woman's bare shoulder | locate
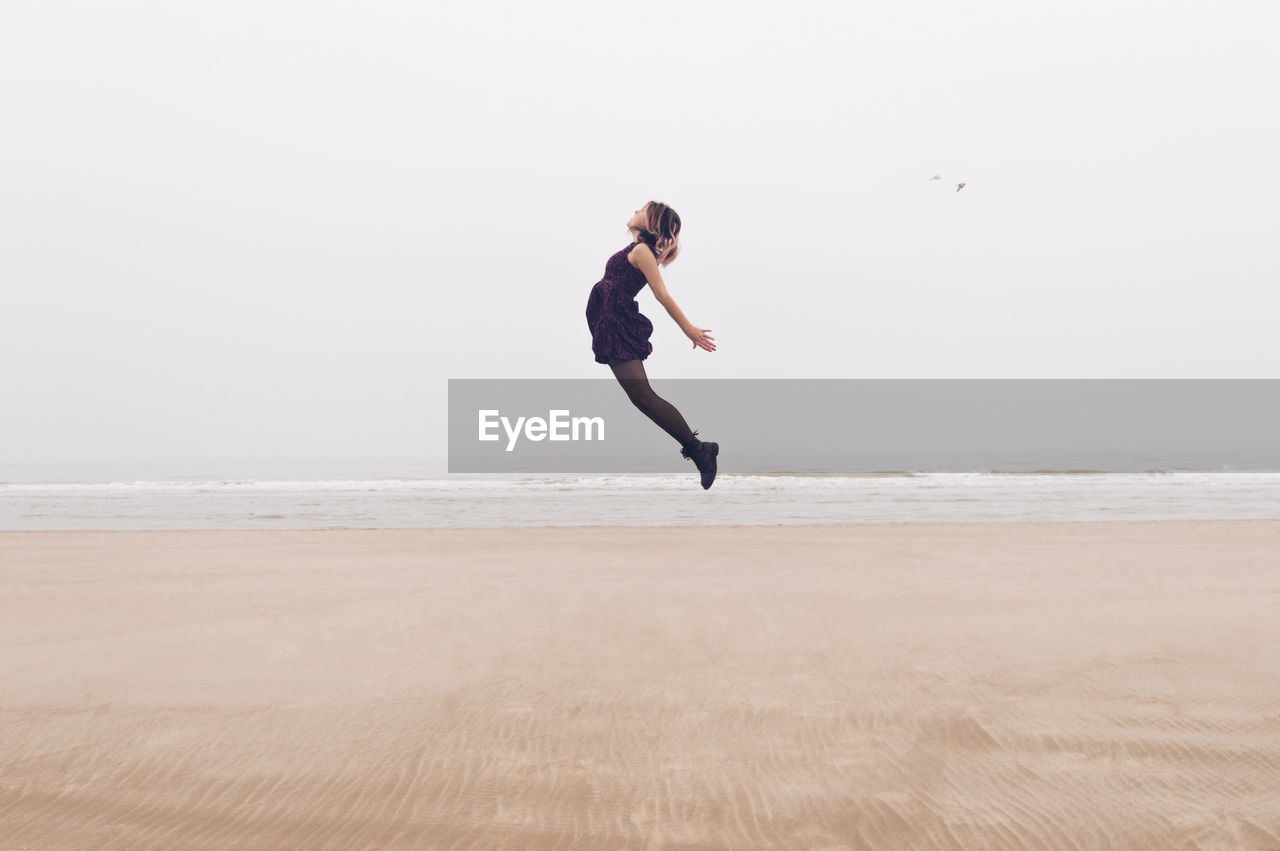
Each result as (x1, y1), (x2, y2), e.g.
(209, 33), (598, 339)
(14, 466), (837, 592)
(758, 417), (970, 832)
(627, 241), (657, 267)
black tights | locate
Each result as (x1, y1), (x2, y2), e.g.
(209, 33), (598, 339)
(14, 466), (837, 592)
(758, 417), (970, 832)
(607, 358), (699, 450)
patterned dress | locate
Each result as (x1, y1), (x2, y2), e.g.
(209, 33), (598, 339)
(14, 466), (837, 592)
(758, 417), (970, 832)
(584, 241), (656, 365)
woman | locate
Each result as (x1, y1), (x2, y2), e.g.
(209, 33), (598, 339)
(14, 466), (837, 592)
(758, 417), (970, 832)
(584, 200), (720, 489)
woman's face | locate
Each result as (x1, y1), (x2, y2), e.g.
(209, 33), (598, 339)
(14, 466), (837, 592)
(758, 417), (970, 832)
(627, 205), (647, 230)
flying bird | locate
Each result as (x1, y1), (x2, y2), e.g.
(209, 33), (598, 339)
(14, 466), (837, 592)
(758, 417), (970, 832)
(956, 182), (966, 192)
(930, 175), (941, 181)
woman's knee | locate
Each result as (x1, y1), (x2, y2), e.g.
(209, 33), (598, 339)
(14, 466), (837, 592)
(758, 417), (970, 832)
(632, 389), (663, 411)
(618, 382), (656, 407)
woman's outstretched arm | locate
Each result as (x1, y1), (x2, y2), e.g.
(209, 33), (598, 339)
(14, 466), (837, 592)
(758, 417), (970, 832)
(630, 244), (717, 353)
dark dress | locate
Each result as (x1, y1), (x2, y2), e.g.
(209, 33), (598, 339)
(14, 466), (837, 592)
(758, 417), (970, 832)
(584, 241), (656, 365)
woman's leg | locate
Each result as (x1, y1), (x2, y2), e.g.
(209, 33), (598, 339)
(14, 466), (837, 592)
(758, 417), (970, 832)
(607, 358), (699, 449)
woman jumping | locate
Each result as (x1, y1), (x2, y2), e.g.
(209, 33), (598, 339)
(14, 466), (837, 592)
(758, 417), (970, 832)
(584, 200), (720, 489)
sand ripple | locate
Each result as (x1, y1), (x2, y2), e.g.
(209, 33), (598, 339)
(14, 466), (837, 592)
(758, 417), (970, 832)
(2, 521), (1279, 848)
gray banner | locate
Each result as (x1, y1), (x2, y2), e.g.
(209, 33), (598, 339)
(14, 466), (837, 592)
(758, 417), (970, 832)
(447, 379), (1280, 474)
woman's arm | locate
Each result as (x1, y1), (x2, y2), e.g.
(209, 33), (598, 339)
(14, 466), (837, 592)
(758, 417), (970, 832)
(631, 244), (717, 353)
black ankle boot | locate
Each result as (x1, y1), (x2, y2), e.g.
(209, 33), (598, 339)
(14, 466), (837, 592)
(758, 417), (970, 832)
(679, 430), (719, 490)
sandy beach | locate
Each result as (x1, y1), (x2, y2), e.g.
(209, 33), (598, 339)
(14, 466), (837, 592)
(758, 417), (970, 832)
(2, 520), (1278, 849)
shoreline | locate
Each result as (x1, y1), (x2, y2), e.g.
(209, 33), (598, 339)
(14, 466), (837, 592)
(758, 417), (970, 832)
(4, 515), (1278, 533)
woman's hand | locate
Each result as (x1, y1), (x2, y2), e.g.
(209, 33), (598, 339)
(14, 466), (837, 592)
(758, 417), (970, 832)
(684, 325), (716, 353)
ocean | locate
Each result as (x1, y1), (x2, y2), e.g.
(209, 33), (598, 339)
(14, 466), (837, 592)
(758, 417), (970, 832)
(2, 455), (1278, 529)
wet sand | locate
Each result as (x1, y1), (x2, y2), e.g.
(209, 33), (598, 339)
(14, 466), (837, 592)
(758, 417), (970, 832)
(2, 520), (1279, 849)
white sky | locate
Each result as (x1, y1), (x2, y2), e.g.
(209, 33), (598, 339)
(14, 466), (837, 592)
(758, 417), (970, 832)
(3, 1), (1276, 467)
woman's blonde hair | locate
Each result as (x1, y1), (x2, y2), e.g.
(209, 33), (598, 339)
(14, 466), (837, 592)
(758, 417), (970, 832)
(636, 200), (681, 266)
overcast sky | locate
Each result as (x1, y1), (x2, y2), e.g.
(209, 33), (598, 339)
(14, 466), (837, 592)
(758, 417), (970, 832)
(3, 1), (1276, 469)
